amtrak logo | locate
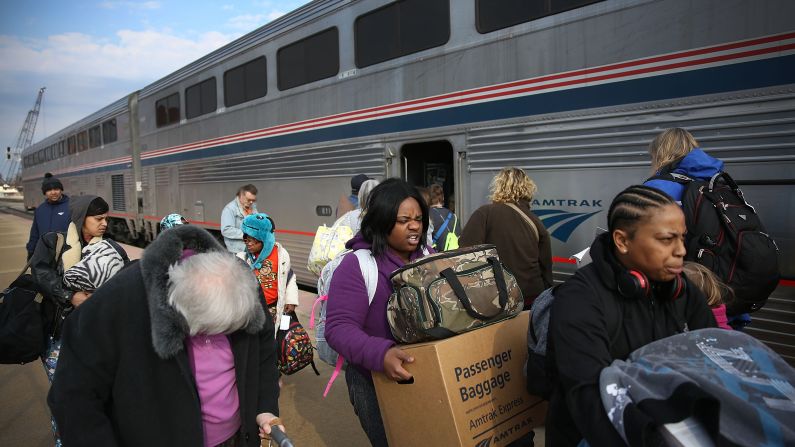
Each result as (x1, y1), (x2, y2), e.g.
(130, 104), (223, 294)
(534, 209), (601, 242)
(474, 438), (491, 447)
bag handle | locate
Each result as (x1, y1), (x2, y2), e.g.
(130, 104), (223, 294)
(505, 203), (539, 242)
(438, 257), (509, 321)
(709, 171), (755, 213)
(18, 233), (66, 278)
(16, 257), (35, 279)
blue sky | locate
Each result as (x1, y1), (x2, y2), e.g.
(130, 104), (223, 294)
(0, 0), (310, 182)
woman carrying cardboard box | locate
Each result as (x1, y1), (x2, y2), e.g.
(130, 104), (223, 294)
(325, 178), (433, 446)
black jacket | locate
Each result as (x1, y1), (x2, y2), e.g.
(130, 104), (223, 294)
(47, 225), (280, 447)
(30, 195), (119, 339)
(546, 232), (716, 446)
(429, 206), (460, 249)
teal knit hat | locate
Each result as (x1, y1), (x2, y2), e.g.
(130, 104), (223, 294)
(241, 213), (276, 269)
(160, 213), (188, 230)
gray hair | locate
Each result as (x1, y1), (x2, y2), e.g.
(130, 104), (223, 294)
(167, 251), (260, 335)
(358, 179), (380, 211)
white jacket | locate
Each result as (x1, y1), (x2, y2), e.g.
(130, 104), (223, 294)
(237, 242), (299, 335)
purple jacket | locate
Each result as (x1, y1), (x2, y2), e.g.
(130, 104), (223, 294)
(325, 233), (431, 376)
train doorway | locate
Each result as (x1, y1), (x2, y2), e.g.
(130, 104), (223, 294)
(401, 140), (455, 210)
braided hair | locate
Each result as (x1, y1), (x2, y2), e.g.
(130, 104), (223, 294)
(607, 185), (677, 237)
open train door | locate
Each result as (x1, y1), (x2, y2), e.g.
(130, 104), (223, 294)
(400, 140), (456, 211)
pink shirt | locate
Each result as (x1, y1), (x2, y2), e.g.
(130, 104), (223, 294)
(186, 334), (241, 447)
(711, 304), (732, 330)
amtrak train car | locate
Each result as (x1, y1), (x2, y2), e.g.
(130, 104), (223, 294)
(21, 0), (795, 362)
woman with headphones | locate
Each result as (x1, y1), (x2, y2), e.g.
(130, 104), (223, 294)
(545, 185), (717, 446)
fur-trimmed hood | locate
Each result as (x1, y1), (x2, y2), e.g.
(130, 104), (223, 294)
(140, 225), (266, 359)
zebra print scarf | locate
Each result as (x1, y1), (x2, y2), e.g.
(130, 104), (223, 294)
(62, 239), (130, 292)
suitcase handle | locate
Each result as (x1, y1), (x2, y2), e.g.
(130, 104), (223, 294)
(439, 257), (509, 321)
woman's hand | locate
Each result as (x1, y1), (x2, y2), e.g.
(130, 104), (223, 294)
(256, 412), (285, 439)
(71, 291), (91, 307)
(283, 304), (296, 314)
(383, 347), (414, 381)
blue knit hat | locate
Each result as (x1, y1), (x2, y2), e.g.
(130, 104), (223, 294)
(241, 213), (276, 269)
(160, 213), (188, 230)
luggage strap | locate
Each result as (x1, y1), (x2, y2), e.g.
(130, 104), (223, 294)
(323, 355), (345, 398)
(432, 210), (454, 244)
(505, 203), (539, 241)
(309, 295), (328, 329)
(19, 233), (65, 278)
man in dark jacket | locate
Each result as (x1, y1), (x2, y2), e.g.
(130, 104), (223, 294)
(48, 225), (283, 446)
(26, 173), (70, 258)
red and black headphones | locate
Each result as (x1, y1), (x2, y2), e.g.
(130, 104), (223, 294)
(616, 268), (686, 301)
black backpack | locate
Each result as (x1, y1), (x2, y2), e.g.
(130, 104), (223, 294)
(650, 170), (780, 315)
(0, 234), (65, 364)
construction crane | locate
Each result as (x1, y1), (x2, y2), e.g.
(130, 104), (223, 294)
(4, 87), (46, 186)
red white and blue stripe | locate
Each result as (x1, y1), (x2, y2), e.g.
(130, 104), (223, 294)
(39, 31), (795, 179)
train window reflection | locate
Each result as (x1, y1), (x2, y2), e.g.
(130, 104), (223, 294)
(156, 93), (180, 127)
(89, 125), (101, 148)
(103, 118), (117, 144)
(224, 56), (267, 107)
(77, 131), (88, 152)
(355, 0), (449, 68)
(476, 0), (604, 34)
(277, 27), (339, 91)
(186, 77), (217, 119)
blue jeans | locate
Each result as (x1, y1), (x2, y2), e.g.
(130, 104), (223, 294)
(42, 336), (63, 447)
(345, 367), (388, 447)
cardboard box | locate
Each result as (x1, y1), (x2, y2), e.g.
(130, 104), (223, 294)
(374, 312), (546, 447)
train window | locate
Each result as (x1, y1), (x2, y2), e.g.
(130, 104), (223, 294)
(186, 77), (217, 119)
(67, 135), (76, 154)
(89, 125), (101, 148)
(277, 27), (339, 91)
(355, 0), (449, 68)
(59, 140), (66, 157)
(156, 93), (180, 127)
(102, 118), (117, 144)
(77, 131), (88, 152)
(224, 56), (267, 107)
(476, 0), (604, 34)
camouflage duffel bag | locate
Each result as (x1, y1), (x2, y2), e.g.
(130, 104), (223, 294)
(387, 244), (523, 344)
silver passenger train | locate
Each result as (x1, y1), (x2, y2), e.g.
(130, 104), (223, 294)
(21, 0), (795, 362)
